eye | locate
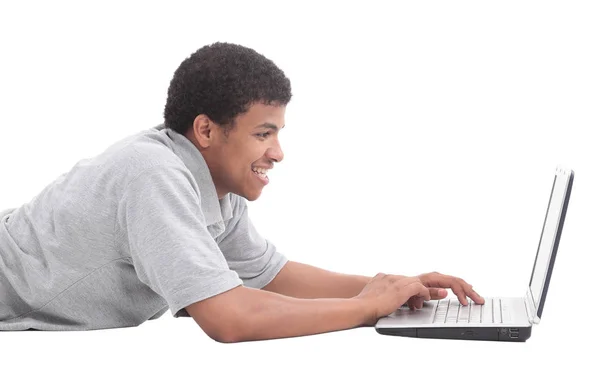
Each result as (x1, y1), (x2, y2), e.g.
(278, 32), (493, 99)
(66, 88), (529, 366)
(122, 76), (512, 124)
(256, 132), (271, 139)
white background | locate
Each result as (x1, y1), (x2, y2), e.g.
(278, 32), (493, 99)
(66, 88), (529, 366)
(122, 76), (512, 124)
(1, 0), (598, 380)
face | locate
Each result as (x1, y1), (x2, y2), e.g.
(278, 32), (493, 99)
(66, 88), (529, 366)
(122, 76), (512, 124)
(187, 103), (286, 201)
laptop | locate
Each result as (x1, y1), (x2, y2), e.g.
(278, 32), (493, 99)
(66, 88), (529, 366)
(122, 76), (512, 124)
(375, 166), (574, 342)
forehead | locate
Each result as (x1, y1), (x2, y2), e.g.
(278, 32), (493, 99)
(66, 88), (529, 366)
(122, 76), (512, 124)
(236, 103), (286, 130)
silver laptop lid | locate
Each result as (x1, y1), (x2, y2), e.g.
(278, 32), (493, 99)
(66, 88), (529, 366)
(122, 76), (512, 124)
(528, 166), (574, 323)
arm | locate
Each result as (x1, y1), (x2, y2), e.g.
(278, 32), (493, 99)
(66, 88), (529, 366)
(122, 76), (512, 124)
(185, 285), (369, 343)
(262, 260), (372, 299)
(186, 274), (433, 343)
(261, 263), (486, 308)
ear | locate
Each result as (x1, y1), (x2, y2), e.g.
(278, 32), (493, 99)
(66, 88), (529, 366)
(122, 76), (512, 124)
(191, 114), (215, 149)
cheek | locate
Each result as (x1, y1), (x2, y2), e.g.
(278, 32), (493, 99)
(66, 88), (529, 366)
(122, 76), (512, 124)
(226, 142), (265, 176)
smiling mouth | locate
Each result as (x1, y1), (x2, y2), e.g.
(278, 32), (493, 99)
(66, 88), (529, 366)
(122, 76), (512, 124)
(252, 167), (269, 177)
(252, 166), (270, 184)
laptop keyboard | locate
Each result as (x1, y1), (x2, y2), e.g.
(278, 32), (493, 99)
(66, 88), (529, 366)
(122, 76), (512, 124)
(432, 298), (505, 324)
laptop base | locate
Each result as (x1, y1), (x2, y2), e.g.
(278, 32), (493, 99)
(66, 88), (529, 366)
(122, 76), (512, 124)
(375, 326), (532, 342)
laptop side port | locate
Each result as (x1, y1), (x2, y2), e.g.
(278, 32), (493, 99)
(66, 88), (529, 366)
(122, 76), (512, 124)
(498, 326), (531, 341)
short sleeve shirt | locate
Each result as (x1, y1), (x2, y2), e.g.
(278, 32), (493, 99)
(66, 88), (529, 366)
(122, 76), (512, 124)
(0, 124), (287, 330)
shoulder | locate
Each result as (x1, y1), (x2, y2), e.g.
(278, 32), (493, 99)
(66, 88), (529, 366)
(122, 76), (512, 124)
(114, 128), (184, 169)
(103, 127), (191, 187)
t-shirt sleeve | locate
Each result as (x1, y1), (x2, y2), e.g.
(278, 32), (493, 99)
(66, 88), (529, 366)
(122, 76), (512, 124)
(116, 165), (243, 318)
(217, 196), (288, 289)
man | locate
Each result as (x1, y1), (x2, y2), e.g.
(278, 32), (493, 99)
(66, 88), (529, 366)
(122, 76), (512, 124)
(0, 42), (484, 342)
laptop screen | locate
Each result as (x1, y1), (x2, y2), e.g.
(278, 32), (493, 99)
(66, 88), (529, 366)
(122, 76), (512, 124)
(528, 168), (573, 319)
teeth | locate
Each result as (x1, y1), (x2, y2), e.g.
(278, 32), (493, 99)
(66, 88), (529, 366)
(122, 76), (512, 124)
(252, 167), (269, 180)
(252, 167), (269, 175)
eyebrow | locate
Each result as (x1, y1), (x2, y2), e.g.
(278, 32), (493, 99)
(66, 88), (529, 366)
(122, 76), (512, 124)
(254, 123), (284, 131)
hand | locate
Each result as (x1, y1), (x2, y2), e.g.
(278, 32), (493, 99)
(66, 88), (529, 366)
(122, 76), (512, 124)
(406, 271), (485, 310)
(353, 273), (435, 326)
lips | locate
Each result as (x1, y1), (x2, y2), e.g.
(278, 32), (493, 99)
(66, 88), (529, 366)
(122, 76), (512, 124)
(251, 166), (270, 185)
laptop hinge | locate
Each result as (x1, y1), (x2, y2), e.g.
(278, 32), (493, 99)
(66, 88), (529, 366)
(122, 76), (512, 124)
(525, 288), (540, 324)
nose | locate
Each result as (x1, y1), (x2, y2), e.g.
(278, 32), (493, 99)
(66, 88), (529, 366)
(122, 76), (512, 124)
(267, 138), (284, 163)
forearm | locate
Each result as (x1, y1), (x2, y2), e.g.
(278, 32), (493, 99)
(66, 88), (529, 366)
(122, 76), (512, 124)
(187, 285), (370, 343)
(231, 287), (369, 342)
(263, 261), (372, 299)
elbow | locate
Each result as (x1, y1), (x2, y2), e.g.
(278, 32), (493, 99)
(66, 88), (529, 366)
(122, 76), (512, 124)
(187, 306), (247, 343)
(210, 332), (242, 344)
(185, 286), (256, 343)
(204, 323), (246, 344)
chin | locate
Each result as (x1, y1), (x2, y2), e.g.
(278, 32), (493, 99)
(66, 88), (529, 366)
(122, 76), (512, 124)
(241, 189), (262, 201)
(244, 193), (261, 201)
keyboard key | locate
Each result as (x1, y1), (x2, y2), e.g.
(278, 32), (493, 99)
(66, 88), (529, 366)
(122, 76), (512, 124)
(470, 303), (482, 323)
(457, 303), (470, 323)
(432, 300), (449, 323)
(493, 298), (501, 323)
(447, 300), (459, 323)
(482, 299), (493, 323)
(437, 300), (449, 312)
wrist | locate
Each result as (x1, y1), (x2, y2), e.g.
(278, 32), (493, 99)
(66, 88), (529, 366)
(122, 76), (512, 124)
(351, 295), (376, 326)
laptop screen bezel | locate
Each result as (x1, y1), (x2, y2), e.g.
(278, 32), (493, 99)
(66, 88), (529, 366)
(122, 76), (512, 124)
(528, 168), (574, 321)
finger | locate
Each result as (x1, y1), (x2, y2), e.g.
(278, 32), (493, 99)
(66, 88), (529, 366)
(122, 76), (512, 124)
(415, 297), (424, 309)
(425, 274), (479, 305)
(408, 295), (423, 309)
(400, 280), (431, 308)
(415, 288), (448, 308)
(418, 272), (450, 288)
(465, 286), (485, 304)
(408, 296), (424, 309)
(418, 273), (466, 304)
(448, 282), (468, 306)
(414, 282), (431, 301)
(429, 288), (448, 300)
(422, 274), (462, 296)
(403, 280), (431, 303)
(454, 279), (485, 305)
(409, 295), (421, 309)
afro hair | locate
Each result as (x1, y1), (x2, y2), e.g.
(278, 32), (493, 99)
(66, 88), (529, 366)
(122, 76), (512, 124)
(164, 42), (292, 135)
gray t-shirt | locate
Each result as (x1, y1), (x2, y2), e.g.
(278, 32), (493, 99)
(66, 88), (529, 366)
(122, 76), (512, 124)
(0, 124), (287, 330)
